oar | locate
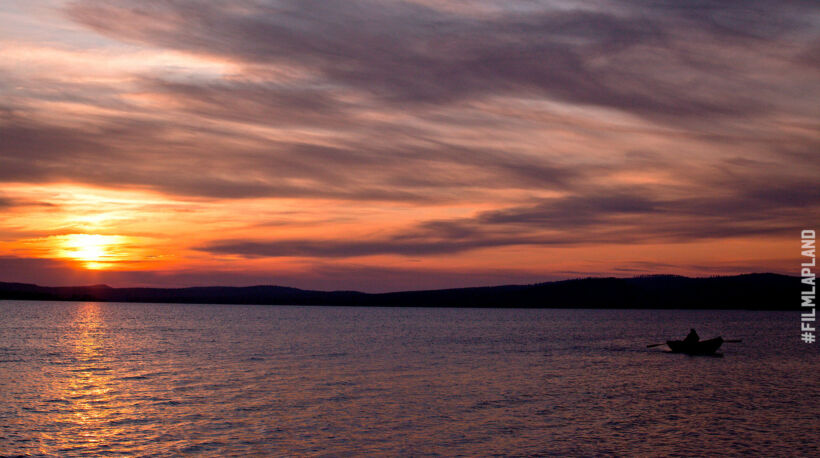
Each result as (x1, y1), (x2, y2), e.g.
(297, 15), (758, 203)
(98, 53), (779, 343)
(647, 339), (741, 348)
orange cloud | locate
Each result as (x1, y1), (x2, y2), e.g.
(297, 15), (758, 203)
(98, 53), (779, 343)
(0, 0), (817, 290)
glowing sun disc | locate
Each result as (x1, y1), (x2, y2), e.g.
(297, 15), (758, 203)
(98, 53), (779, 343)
(59, 234), (125, 268)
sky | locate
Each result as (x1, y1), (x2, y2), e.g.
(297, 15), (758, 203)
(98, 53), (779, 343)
(1, 0), (818, 292)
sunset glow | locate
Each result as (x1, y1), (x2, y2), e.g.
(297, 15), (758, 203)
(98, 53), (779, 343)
(1, 1), (818, 291)
(58, 234), (125, 269)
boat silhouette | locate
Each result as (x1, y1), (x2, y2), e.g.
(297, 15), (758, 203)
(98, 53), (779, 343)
(666, 336), (725, 355)
(647, 336), (741, 355)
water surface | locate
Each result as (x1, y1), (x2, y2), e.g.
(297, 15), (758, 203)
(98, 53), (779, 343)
(1, 301), (817, 456)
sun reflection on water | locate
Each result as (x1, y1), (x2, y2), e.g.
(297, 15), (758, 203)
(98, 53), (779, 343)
(2, 304), (818, 456)
(48, 303), (128, 452)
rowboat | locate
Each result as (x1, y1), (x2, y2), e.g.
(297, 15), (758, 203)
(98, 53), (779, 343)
(666, 337), (724, 355)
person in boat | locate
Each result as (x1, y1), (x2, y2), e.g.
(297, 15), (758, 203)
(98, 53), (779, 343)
(683, 328), (699, 344)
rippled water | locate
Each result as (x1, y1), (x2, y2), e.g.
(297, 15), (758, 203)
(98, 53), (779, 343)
(0, 301), (818, 456)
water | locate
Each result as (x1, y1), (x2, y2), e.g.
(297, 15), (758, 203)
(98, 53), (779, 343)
(0, 301), (817, 456)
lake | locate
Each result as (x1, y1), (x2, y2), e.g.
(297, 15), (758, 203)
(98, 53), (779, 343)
(0, 301), (817, 456)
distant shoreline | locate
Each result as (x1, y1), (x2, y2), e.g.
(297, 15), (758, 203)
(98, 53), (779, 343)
(0, 273), (800, 310)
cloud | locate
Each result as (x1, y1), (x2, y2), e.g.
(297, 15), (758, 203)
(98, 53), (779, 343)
(0, 195), (55, 210)
(198, 175), (818, 259)
(65, 0), (807, 120)
(2, 1), (816, 204)
(478, 191), (661, 227)
(0, 0), (818, 290)
(0, 256), (98, 286)
(0, 106), (579, 201)
(143, 78), (353, 128)
(201, 238), (508, 258)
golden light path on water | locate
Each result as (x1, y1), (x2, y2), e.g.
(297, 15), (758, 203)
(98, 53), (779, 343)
(64, 303), (115, 448)
(40, 303), (122, 452)
(1, 303), (817, 455)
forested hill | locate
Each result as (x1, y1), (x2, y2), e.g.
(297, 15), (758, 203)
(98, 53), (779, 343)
(0, 273), (800, 310)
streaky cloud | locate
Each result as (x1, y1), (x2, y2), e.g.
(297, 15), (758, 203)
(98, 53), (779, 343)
(65, 0), (816, 119)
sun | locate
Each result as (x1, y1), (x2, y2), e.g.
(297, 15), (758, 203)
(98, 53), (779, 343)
(59, 234), (125, 269)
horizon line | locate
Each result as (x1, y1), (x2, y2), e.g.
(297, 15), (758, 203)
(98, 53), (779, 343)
(0, 272), (795, 295)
